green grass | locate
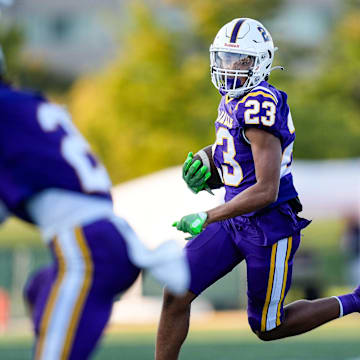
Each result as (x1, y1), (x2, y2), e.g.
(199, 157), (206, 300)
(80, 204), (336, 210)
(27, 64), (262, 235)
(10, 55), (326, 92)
(94, 331), (360, 360)
(0, 317), (359, 360)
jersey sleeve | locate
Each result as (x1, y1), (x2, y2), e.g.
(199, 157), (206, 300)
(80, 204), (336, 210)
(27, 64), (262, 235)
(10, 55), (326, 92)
(235, 90), (283, 140)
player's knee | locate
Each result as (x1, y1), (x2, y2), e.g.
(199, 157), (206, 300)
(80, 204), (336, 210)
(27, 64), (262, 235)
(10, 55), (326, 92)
(162, 289), (192, 314)
(162, 290), (177, 308)
(248, 317), (277, 342)
(254, 330), (274, 342)
(250, 323), (279, 342)
(248, 324), (271, 341)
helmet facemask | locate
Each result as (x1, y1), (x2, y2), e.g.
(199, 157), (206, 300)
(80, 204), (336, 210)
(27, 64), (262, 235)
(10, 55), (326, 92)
(210, 50), (271, 98)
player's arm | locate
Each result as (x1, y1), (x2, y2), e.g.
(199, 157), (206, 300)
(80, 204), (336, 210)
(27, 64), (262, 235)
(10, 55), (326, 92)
(173, 128), (281, 235)
(205, 128), (281, 223)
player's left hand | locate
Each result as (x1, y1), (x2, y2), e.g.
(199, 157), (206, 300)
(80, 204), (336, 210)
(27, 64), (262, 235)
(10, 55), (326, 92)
(172, 212), (208, 237)
(182, 153), (211, 194)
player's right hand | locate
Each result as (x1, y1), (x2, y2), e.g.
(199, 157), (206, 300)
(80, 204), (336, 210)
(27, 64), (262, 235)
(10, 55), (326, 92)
(182, 152), (211, 194)
(172, 212), (208, 237)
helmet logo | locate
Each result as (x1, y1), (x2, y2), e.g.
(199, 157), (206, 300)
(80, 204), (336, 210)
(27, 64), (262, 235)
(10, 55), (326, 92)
(257, 26), (270, 42)
(224, 43), (240, 48)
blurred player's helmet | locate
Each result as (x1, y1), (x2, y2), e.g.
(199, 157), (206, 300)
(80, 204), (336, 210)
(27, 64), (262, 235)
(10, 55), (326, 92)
(0, 46), (5, 75)
(210, 18), (279, 98)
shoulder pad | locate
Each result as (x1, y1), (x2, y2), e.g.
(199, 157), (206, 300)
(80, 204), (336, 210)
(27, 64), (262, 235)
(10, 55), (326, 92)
(235, 87), (278, 111)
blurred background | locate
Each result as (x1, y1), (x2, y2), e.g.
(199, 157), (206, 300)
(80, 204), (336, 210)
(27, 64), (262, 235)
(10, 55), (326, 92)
(0, 0), (359, 359)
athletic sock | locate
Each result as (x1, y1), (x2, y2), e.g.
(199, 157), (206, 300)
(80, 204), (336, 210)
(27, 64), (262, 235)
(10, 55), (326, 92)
(335, 286), (360, 317)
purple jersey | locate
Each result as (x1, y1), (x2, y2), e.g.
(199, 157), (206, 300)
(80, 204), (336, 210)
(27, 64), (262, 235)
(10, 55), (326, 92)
(0, 83), (112, 223)
(213, 81), (297, 214)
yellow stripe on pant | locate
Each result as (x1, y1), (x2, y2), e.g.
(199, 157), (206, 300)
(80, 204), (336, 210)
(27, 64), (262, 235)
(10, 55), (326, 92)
(35, 238), (66, 360)
(261, 242), (278, 332)
(61, 227), (94, 359)
(261, 238), (292, 332)
(35, 227), (94, 360)
(276, 237), (292, 326)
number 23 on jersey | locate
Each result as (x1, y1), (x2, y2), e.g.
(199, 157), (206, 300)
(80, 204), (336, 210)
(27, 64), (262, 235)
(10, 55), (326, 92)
(244, 99), (276, 126)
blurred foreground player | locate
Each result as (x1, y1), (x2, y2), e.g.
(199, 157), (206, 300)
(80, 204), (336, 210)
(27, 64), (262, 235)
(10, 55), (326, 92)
(0, 48), (189, 359)
(156, 18), (360, 360)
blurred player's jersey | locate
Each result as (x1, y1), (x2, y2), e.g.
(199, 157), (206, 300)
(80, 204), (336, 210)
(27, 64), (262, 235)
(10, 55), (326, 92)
(0, 83), (112, 226)
(213, 81), (297, 214)
(0, 83), (190, 295)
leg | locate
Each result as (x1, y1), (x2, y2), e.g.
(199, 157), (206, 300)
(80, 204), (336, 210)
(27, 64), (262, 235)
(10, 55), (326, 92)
(155, 222), (244, 360)
(258, 286), (360, 341)
(23, 265), (54, 325)
(34, 220), (140, 360)
(257, 297), (339, 340)
(244, 234), (301, 335)
(243, 233), (360, 341)
(155, 290), (196, 360)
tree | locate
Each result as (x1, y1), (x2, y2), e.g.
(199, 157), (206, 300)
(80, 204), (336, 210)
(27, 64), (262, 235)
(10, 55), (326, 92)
(70, 3), (216, 183)
(69, 1), (285, 183)
(0, 23), (72, 94)
(162, 0), (282, 43)
(286, 8), (360, 158)
(0, 23), (23, 79)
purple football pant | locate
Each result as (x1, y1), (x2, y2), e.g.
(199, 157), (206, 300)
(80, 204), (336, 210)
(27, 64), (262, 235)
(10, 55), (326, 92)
(185, 221), (300, 332)
(24, 218), (140, 360)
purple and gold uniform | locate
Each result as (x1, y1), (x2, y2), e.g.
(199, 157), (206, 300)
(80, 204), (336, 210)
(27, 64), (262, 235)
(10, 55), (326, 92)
(185, 81), (310, 332)
(0, 83), (189, 359)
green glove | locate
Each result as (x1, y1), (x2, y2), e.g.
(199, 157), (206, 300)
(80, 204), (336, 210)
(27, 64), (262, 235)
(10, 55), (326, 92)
(172, 212), (208, 237)
(182, 152), (211, 194)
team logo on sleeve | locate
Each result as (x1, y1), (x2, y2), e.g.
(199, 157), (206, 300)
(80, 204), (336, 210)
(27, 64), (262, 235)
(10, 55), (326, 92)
(216, 110), (233, 129)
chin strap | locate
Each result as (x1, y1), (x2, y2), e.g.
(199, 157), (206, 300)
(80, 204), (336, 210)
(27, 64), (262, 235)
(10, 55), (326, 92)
(270, 65), (285, 72)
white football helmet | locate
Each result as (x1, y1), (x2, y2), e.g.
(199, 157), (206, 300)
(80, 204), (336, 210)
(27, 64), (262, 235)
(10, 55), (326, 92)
(210, 18), (279, 98)
(0, 46), (5, 75)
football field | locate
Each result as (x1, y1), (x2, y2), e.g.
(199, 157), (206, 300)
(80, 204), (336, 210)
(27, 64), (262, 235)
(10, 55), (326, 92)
(0, 312), (358, 360)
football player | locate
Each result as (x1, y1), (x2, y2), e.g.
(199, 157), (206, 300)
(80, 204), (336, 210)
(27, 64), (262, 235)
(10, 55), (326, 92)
(156, 18), (360, 360)
(0, 48), (189, 359)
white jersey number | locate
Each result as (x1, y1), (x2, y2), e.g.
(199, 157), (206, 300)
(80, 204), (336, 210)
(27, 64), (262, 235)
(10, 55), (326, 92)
(215, 127), (243, 186)
(37, 103), (111, 192)
(244, 99), (276, 127)
(287, 110), (295, 134)
(281, 142), (294, 177)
